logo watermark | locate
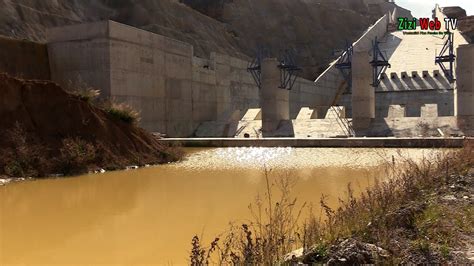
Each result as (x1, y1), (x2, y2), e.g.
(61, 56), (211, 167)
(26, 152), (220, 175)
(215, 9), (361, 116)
(397, 17), (458, 35)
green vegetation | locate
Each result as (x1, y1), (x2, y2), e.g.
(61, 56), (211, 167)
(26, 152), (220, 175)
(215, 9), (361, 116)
(190, 142), (473, 264)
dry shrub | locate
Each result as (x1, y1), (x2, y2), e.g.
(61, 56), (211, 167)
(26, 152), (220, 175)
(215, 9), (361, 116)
(2, 123), (48, 177)
(191, 142), (474, 264)
(0, 124), (181, 178)
(157, 141), (185, 163)
(56, 137), (97, 175)
(66, 78), (101, 103)
(299, 141), (474, 263)
(105, 101), (141, 125)
(190, 169), (305, 265)
(1, 124), (98, 177)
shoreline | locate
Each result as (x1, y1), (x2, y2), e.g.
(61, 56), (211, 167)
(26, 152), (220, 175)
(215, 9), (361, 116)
(159, 137), (469, 148)
(190, 144), (474, 264)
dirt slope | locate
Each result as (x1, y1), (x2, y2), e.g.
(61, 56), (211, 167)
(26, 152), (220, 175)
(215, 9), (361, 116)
(0, 0), (411, 79)
(0, 73), (179, 177)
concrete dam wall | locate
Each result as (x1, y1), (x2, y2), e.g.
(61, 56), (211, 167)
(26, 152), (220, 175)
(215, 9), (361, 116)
(47, 20), (337, 137)
(2, 4), (472, 138)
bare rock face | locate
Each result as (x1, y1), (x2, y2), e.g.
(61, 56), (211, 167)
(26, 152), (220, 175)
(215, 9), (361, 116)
(0, 0), (411, 79)
(442, 6), (467, 19)
(179, 0), (232, 21)
(459, 16), (474, 43)
(439, 6), (474, 44)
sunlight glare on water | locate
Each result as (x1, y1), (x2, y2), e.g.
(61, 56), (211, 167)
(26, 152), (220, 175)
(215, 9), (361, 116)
(177, 147), (443, 170)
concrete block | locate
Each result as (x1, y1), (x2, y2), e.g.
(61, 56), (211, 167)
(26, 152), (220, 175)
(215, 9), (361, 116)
(422, 71), (429, 78)
(411, 71), (418, 78)
(325, 106), (346, 119)
(296, 107), (317, 120)
(242, 108), (262, 120)
(387, 105), (406, 118)
(421, 104), (438, 117)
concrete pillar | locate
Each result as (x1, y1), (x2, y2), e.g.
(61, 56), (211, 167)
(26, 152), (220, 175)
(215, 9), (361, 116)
(260, 58), (289, 134)
(351, 51), (375, 130)
(455, 44), (474, 135)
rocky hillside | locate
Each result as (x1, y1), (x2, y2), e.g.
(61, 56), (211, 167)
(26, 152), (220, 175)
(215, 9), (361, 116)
(443, 6), (474, 43)
(0, 0), (411, 79)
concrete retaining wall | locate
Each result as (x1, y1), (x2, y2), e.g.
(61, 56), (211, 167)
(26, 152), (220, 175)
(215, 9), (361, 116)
(0, 36), (50, 80)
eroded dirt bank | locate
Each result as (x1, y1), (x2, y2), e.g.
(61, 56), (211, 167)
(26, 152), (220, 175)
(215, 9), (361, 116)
(0, 73), (181, 178)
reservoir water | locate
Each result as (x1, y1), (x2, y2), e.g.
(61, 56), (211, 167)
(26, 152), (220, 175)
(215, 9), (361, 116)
(0, 147), (449, 264)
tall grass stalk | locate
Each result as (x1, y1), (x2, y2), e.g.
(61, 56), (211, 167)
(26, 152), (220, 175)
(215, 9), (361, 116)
(190, 142), (473, 264)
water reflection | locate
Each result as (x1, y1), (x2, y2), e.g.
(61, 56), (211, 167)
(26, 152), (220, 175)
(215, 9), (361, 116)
(0, 172), (148, 264)
(0, 148), (450, 264)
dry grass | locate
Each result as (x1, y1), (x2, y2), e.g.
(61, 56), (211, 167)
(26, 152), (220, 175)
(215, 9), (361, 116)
(105, 101), (141, 125)
(190, 169), (305, 265)
(2, 122), (48, 177)
(57, 137), (98, 175)
(1, 123), (98, 177)
(190, 141), (474, 264)
(66, 78), (101, 103)
(1, 123), (183, 178)
(302, 142), (473, 263)
(161, 144), (185, 162)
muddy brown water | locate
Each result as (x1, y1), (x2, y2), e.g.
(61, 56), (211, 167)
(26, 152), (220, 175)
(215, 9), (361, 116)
(0, 148), (451, 264)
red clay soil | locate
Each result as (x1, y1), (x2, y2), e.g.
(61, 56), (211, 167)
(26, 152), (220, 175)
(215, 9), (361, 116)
(0, 73), (180, 177)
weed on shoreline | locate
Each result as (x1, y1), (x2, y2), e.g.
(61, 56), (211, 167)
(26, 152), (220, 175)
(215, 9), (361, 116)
(0, 123), (183, 179)
(190, 142), (473, 265)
